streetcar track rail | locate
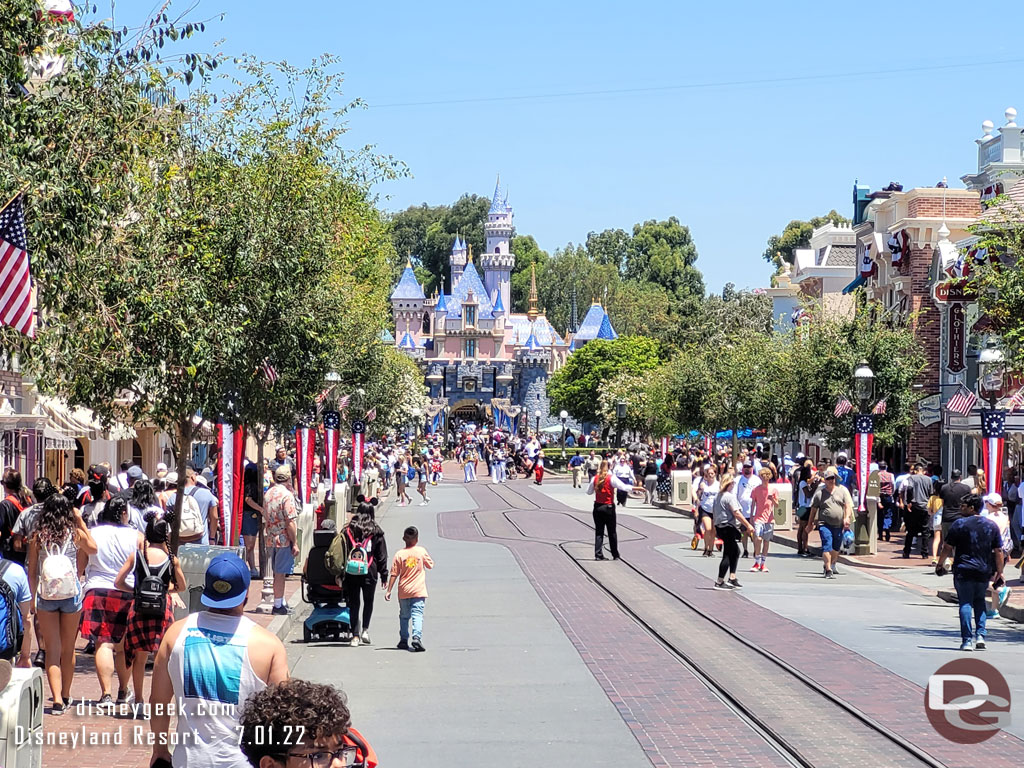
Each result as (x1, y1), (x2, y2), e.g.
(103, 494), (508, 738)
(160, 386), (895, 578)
(468, 481), (948, 768)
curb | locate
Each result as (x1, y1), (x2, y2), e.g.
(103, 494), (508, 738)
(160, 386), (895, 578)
(936, 588), (1024, 623)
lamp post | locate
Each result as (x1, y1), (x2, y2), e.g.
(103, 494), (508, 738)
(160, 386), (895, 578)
(851, 359), (876, 555)
(411, 406), (422, 451)
(534, 409), (542, 437)
(977, 338), (1006, 497)
(616, 400), (627, 450)
(560, 410), (568, 457)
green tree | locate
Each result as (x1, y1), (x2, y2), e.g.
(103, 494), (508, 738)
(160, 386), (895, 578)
(547, 337), (661, 423)
(586, 228), (631, 272)
(509, 234), (550, 312)
(761, 210), (850, 267)
(625, 217), (704, 305)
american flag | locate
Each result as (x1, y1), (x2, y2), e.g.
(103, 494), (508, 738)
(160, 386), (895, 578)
(315, 386), (333, 404)
(0, 195), (35, 338)
(1007, 386), (1024, 412)
(338, 394), (350, 410)
(259, 357), (279, 384)
(366, 407), (377, 422)
(872, 398), (887, 415)
(833, 397), (853, 418)
(946, 385), (978, 416)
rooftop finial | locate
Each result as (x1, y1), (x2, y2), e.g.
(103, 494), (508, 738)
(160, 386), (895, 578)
(467, 244), (473, 264)
(1006, 107), (1018, 127)
(982, 119), (995, 139)
(527, 262), (539, 322)
(406, 253), (412, 269)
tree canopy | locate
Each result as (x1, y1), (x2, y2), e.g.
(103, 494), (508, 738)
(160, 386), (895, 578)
(761, 210), (850, 268)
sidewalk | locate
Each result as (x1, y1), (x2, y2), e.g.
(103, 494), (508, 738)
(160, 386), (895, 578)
(41, 571), (307, 768)
(657, 499), (1024, 622)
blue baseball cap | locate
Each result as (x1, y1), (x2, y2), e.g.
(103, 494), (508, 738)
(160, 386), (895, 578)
(200, 553), (251, 609)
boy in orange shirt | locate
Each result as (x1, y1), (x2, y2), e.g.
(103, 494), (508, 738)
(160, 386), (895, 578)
(385, 526), (434, 652)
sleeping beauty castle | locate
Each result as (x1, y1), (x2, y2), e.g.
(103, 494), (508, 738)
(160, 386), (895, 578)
(390, 178), (617, 433)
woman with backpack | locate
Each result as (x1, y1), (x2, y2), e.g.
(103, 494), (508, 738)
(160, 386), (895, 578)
(114, 510), (186, 717)
(242, 464), (263, 577)
(336, 513), (388, 647)
(128, 479), (160, 532)
(395, 455), (411, 507)
(27, 493), (97, 714)
(80, 496), (144, 711)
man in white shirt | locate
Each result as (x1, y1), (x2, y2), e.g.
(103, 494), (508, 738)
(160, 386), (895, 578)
(612, 456), (635, 507)
(734, 460), (762, 558)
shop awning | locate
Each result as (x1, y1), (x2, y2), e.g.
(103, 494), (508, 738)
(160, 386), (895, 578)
(36, 396), (136, 441)
(842, 275), (867, 294)
(43, 427), (76, 451)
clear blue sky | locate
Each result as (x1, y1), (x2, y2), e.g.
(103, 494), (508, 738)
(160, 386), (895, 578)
(122, 1), (1024, 292)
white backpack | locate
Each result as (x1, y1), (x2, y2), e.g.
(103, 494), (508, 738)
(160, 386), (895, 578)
(40, 536), (77, 601)
(178, 488), (205, 541)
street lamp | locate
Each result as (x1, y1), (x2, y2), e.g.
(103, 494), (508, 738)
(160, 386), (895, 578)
(560, 409), (568, 457)
(853, 359), (875, 412)
(978, 339), (1006, 408)
(616, 400), (627, 449)
(411, 406), (422, 450)
(534, 408), (542, 436)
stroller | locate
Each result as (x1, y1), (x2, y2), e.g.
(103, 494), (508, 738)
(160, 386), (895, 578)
(301, 527), (351, 643)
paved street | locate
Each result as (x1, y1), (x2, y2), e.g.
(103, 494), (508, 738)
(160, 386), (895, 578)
(285, 474), (1024, 767)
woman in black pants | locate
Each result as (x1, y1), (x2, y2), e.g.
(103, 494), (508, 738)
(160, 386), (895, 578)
(339, 513), (388, 647)
(712, 473), (754, 590)
(587, 460), (635, 560)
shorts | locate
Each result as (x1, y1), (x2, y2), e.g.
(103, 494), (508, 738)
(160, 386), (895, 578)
(818, 524), (844, 553)
(241, 511), (261, 537)
(271, 546), (295, 576)
(797, 506), (810, 521)
(754, 521), (775, 541)
(930, 511), (943, 531)
(37, 593), (83, 613)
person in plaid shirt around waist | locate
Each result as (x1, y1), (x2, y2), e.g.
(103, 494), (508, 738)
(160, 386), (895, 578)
(114, 509), (186, 718)
(264, 466), (299, 616)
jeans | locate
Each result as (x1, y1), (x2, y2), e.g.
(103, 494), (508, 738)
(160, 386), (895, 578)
(593, 503), (619, 558)
(464, 463), (476, 482)
(954, 577), (988, 642)
(399, 597), (425, 641)
(492, 462), (504, 484)
(903, 507), (928, 557)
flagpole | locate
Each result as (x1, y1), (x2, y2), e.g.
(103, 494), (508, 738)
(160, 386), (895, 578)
(0, 185), (29, 215)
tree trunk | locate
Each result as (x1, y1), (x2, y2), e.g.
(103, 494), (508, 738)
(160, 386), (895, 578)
(170, 415), (194, 554)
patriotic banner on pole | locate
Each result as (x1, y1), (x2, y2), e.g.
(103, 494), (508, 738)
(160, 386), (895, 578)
(660, 436), (670, 457)
(352, 420), (366, 484)
(0, 195), (35, 338)
(981, 409), (1005, 496)
(323, 410), (340, 499)
(704, 435), (713, 454)
(217, 422), (246, 546)
(834, 398), (853, 418)
(854, 414), (874, 512)
(295, 426), (315, 504)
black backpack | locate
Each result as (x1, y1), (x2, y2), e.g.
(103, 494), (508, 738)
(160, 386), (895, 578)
(135, 550), (171, 617)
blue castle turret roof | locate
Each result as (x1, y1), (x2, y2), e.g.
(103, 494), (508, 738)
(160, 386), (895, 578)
(398, 331), (417, 350)
(391, 263), (425, 301)
(574, 302), (618, 342)
(489, 176), (506, 214)
(447, 262), (494, 319)
(491, 287), (504, 315)
(435, 291), (448, 314)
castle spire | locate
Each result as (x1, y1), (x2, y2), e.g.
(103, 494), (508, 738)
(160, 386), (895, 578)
(527, 262), (539, 322)
(467, 244), (473, 264)
(569, 284), (579, 334)
(489, 174), (505, 214)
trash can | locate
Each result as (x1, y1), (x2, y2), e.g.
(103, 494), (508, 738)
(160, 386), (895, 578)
(670, 470), (692, 512)
(855, 470), (880, 555)
(0, 668), (43, 768)
(175, 544), (246, 620)
(771, 482), (793, 530)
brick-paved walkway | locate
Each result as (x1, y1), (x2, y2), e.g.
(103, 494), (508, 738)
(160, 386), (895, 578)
(39, 576), (304, 768)
(442, 479), (1024, 768)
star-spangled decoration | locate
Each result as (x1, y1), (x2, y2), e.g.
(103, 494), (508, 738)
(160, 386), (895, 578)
(323, 410), (340, 430)
(352, 419), (366, 434)
(982, 409), (1005, 438)
(855, 415), (874, 434)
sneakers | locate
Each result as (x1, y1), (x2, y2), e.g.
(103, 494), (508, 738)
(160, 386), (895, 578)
(824, 569), (835, 579)
(975, 638), (987, 651)
(50, 701), (67, 715)
(728, 579), (743, 589)
(831, 564), (840, 575)
(713, 580), (734, 591)
(350, 636), (361, 647)
(410, 636), (425, 652)
(749, 563), (761, 572)
(396, 639), (409, 650)
(759, 565), (769, 573)
(986, 609), (1000, 619)
(418, 501), (427, 506)
(271, 605), (290, 616)
(960, 640), (974, 652)
(96, 693), (114, 712)
(998, 586), (1012, 608)
(360, 631), (371, 645)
